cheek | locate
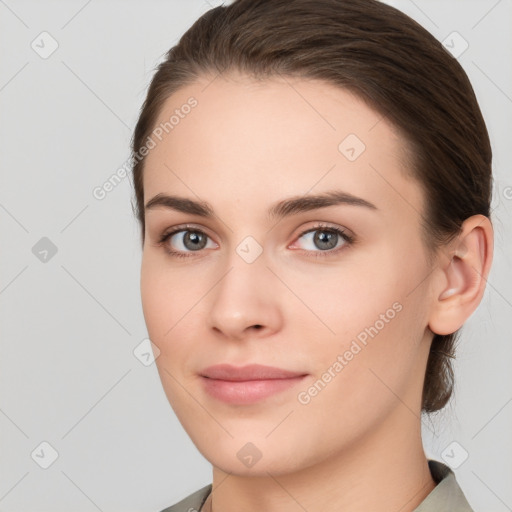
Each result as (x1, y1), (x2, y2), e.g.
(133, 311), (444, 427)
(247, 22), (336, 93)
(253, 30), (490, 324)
(278, 253), (402, 348)
(140, 255), (194, 407)
(140, 256), (166, 338)
(140, 253), (188, 359)
(302, 244), (430, 391)
(140, 252), (197, 335)
(290, 300), (425, 453)
(140, 251), (214, 381)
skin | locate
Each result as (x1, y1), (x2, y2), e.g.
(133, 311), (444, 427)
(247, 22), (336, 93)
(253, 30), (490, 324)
(140, 71), (493, 512)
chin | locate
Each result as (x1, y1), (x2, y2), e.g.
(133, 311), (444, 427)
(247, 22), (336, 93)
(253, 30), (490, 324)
(190, 433), (317, 477)
(205, 451), (297, 477)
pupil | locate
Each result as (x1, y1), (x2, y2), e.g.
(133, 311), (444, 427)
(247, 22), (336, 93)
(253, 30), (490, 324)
(185, 231), (206, 250)
(315, 230), (337, 250)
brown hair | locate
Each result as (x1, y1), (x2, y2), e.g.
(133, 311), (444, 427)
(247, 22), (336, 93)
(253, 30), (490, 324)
(130, 0), (492, 413)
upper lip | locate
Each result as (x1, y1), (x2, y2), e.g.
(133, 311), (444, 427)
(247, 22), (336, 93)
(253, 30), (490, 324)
(200, 364), (307, 381)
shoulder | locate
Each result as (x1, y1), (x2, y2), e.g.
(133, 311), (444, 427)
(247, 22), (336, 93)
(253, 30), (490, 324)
(158, 484), (212, 512)
(413, 459), (475, 512)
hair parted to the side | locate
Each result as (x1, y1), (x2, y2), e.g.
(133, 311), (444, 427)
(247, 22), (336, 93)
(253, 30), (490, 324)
(130, 0), (492, 413)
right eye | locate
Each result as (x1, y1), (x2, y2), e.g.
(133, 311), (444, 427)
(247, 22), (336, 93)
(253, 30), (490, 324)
(158, 226), (218, 258)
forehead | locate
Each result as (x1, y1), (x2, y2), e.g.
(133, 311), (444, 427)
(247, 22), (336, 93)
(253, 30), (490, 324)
(142, 72), (421, 218)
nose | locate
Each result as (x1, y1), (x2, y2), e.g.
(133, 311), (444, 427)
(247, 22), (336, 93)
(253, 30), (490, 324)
(206, 249), (283, 341)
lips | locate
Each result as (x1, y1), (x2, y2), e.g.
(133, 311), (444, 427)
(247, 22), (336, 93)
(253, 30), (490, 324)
(200, 363), (307, 381)
(199, 364), (308, 404)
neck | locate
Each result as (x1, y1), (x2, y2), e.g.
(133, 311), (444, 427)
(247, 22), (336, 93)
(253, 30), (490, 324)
(208, 407), (436, 512)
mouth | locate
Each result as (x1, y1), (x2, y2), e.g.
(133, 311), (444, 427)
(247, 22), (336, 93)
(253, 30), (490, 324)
(199, 364), (308, 405)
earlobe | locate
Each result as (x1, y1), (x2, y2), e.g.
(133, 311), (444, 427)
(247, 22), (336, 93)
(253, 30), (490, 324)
(428, 215), (493, 336)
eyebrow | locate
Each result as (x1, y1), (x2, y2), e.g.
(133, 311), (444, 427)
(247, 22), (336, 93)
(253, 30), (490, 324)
(144, 189), (377, 221)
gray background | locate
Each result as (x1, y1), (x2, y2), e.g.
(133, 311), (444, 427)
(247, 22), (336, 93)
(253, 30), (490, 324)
(0, 0), (511, 511)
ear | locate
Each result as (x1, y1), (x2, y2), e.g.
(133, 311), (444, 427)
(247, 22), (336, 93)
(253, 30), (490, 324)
(428, 214), (494, 336)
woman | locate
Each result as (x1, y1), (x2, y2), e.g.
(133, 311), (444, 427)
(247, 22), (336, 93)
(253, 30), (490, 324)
(130, 0), (494, 510)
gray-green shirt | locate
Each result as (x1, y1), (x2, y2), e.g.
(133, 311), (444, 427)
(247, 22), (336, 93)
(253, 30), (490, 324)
(159, 459), (474, 512)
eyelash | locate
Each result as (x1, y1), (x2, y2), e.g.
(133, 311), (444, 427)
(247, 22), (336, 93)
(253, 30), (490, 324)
(156, 223), (355, 259)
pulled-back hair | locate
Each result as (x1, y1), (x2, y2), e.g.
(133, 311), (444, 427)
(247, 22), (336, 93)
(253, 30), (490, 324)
(130, 0), (492, 413)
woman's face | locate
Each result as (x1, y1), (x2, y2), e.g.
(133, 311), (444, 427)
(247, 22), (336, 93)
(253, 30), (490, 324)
(140, 72), (438, 476)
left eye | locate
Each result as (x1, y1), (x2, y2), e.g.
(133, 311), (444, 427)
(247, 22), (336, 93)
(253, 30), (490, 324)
(291, 226), (352, 253)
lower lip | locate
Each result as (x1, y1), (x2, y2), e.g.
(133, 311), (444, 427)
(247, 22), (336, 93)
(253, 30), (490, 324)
(201, 376), (307, 404)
